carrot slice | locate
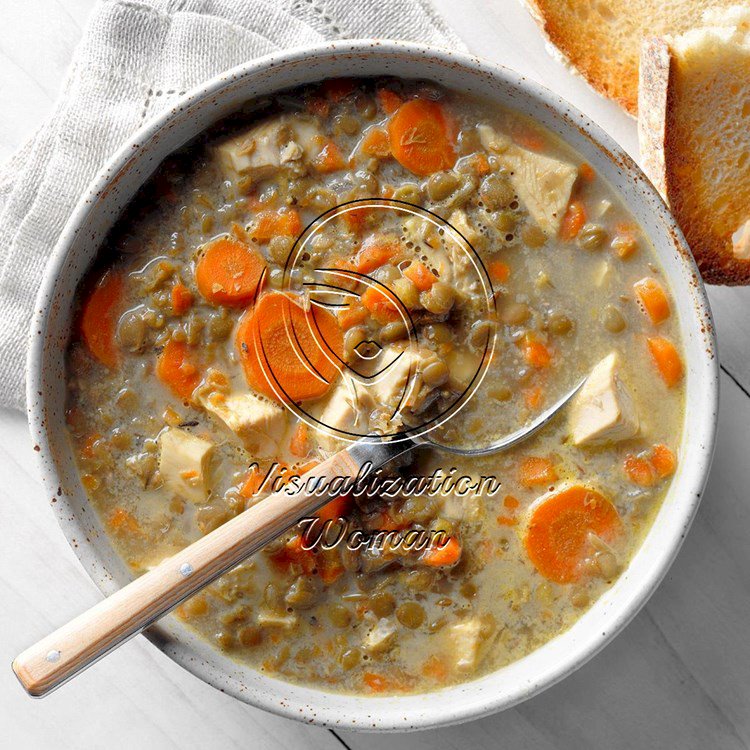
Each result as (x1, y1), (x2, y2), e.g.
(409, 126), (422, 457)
(403, 261), (437, 291)
(524, 485), (622, 583)
(633, 277), (670, 325)
(519, 456), (558, 487)
(250, 208), (302, 242)
(421, 536), (462, 567)
(520, 334), (552, 368)
(488, 260), (510, 284)
(361, 286), (400, 324)
(171, 282), (193, 315)
(156, 339), (201, 401)
(646, 336), (684, 387)
(290, 423), (311, 458)
(320, 78), (357, 102)
(313, 139), (347, 173)
(356, 235), (401, 273)
(360, 127), (391, 158)
(80, 271), (123, 368)
(377, 88), (403, 114)
(387, 99), (456, 176)
(560, 200), (586, 241)
(236, 291), (343, 403)
(337, 302), (368, 330)
(195, 237), (266, 307)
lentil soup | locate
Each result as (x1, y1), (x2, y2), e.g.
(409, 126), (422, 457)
(65, 78), (685, 695)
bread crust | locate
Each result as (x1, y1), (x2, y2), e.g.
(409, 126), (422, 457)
(638, 37), (750, 284)
(523, 0), (639, 115)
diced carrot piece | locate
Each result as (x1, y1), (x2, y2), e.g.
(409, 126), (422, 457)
(497, 515), (518, 526)
(156, 340), (201, 401)
(236, 291), (343, 403)
(251, 208), (302, 242)
(646, 336), (684, 387)
(524, 485), (622, 583)
(337, 303), (368, 330)
(341, 206), (371, 234)
(651, 443), (677, 478)
(363, 672), (389, 692)
(624, 454), (655, 486)
(320, 78), (357, 102)
(520, 334), (552, 368)
(421, 536), (462, 567)
(579, 163), (596, 182)
(171, 282), (193, 315)
(387, 99), (457, 176)
(612, 223), (639, 259)
(514, 129), (546, 152)
(523, 385), (544, 409)
(80, 271), (123, 368)
(356, 235), (401, 273)
(239, 467), (264, 499)
(422, 655), (448, 681)
(361, 286), (400, 324)
(470, 152), (491, 176)
(377, 88), (403, 114)
(269, 534), (316, 575)
(313, 139), (347, 173)
(519, 456), (558, 487)
(108, 507), (140, 535)
(403, 261), (437, 291)
(488, 260), (510, 283)
(360, 127), (391, 158)
(327, 256), (359, 291)
(195, 237), (266, 307)
(504, 495), (520, 510)
(316, 494), (353, 523)
(560, 200), (587, 241)
(633, 277), (670, 325)
(317, 549), (346, 584)
(81, 433), (102, 459)
(290, 423), (311, 458)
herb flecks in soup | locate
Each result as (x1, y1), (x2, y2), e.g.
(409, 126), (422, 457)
(66, 78), (684, 695)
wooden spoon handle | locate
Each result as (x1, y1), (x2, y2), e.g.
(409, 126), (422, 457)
(13, 447), (364, 697)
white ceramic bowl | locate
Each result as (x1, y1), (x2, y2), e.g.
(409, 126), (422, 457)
(27, 40), (719, 731)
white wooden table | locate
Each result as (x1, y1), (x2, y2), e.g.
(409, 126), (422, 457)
(2, 2), (749, 748)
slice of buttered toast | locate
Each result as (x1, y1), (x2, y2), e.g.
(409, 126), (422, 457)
(524, 0), (736, 115)
(639, 6), (750, 284)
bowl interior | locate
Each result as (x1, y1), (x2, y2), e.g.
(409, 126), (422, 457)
(28, 41), (718, 731)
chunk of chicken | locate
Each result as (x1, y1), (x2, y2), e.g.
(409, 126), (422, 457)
(477, 125), (577, 236)
(216, 116), (322, 183)
(569, 352), (639, 446)
(316, 377), (374, 452)
(199, 389), (288, 457)
(158, 427), (214, 504)
(448, 616), (495, 672)
(363, 618), (397, 654)
(371, 345), (438, 415)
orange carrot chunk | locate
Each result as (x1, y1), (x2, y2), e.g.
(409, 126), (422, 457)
(356, 235), (401, 273)
(519, 456), (558, 487)
(646, 336), (684, 387)
(156, 339), (201, 401)
(524, 485), (622, 583)
(651, 443), (677, 478)
(360, 127), (391, 158)
(313, 139), (347, 173)
(80, 271), (123, 368)
(236, 291), (343, 403)
(624, 443), (677, 486)
(560, 200), (586, 241)
(624, 454), (656, 487)
(361, 286), (401, 324)
(633, 277), (670, 325)
(403, 261), (437, 291)
(421, 536), (462, 567)
(377, 88), (403, 114)
(195, 237), (266, 307)
(387, 99), (456, 176)
(520, 334), (552, 368)
(250, 208), (302, 242)
(290, 423), (311, 458)
(171, 282), (194, 315)
(488, 260), (510, 284)
(337, 302), (368, 330)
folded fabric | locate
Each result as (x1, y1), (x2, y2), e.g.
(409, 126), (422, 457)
(0, 0), (464, 411)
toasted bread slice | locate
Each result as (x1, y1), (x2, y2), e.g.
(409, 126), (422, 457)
(524, 0), (735, 115)
(639, 8), (750, 284)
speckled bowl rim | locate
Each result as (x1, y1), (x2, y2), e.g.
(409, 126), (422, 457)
(26, 40), (719, 731)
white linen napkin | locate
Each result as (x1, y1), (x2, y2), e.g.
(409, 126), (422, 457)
(0, 0), (464, 411)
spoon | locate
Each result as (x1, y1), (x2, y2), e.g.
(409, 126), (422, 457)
(12, 378), (584, 697)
